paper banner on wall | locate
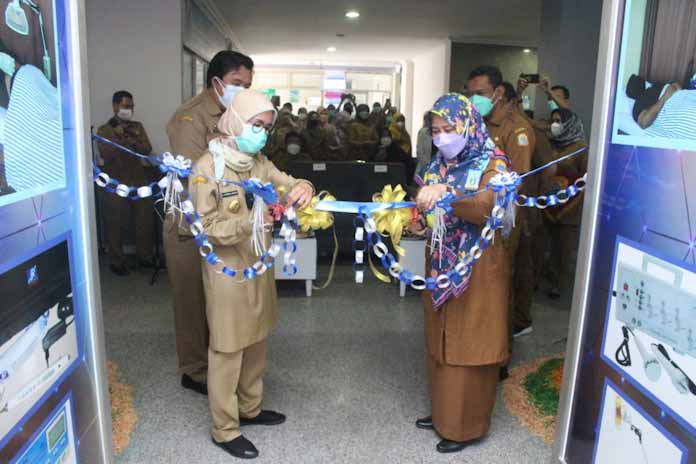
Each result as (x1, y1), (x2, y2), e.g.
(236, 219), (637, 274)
(289, 89), (300, 103)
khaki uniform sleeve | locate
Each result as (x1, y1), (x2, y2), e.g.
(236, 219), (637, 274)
(131, 122), (152, 155)
(167, 113), (209, 159)
(504, 125), (534, 175)
(96, 124), (122, 165)
(450, 166), (498, 226)
(190, 163), (253, 247)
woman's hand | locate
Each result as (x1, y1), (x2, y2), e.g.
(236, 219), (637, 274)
(416, 184), (448, 212)
(287, 183), (314, 210)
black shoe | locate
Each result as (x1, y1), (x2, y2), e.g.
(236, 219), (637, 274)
(415, 416), (434, 430)
(212, 436), (259, 459)
(499, 366), (510, 382)
(181, 374), (208, 395)
(240, 410), (286, 426)
(437, 438), (474, 454)
(110, 264), (130, 276)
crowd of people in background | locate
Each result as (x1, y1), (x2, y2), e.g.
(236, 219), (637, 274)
(263, 95), (416, 181)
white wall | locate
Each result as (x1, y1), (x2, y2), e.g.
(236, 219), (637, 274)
(86, 0), (183, 154)
(537, 0), (603, 136)
(408, 41), (452, 149)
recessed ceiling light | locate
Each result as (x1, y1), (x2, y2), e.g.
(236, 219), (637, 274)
(345, 10), (360, 19)
(327, 46), (337, 52)
(523, 48), (531, 53)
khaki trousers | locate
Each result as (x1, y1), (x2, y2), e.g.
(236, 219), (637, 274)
(209, 340), (267, 443)
(103, 192), (153, 266)
(163, 217), (208, 382)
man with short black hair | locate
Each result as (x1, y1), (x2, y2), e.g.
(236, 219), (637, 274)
(165, 50), (254, 396)
(97, 90), (153, 276)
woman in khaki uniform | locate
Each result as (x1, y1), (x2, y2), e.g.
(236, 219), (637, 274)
(545, 108), (588, 299)
(414, 94), (511, 454)
(190, 90), (313, 460)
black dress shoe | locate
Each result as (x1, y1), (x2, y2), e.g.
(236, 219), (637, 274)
(415, 416), (434, 430)
(437, 438), (474, 454)
(240, 410), (286, 426)
(110, 264), (130, 276)
(212, 435), (259, 459)
(181, 374), (208, 395)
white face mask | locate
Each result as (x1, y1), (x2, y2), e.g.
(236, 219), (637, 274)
(214, 77), (244, 109)
(380, 137), (392, 147)
(287, 143), (301, 155)
(551, 121), (563, 137)
(298, 114), (307, 121)
(117, 108), (133, 121)
(395, 122), (405, 129)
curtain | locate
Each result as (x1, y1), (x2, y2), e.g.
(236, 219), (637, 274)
(641, 0), (696, 83)
(639, 0), (658, 78)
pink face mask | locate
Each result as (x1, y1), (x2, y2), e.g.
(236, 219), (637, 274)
(434, 132), (468, 160)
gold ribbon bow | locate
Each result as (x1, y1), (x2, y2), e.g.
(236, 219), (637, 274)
(368, 184), (413, 283)
(296, 191), (335, 232)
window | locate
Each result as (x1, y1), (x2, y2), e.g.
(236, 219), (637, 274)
(182, 48), (208, 101)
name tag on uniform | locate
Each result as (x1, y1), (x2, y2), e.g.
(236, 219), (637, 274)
(222, 191), (239, 198)
(464, 169), (483, 191)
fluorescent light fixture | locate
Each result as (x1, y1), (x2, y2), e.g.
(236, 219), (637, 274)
(523, 48), (531, 53)
(345, 10), (360, 19)
(327, 46), (337, 52)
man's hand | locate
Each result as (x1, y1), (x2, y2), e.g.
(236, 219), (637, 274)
(517, 77), (529, 96)
(664, 83), (681, 100)
(540, 76), (551, 95)
(286, 183), (314, 210)
(416, 184), (448, 212)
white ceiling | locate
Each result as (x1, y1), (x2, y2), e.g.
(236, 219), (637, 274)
(213, 0), (542, 65)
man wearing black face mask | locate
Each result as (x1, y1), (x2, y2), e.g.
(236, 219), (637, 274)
(302, 111), (329, 160)
(348, 104), (379, 161)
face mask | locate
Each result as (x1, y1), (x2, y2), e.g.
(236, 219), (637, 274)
(358, 111), (369, 120)
(287, 143), (301, 155)
(235, 124), (268, 154)
(548, 100), (560, 111)
(298, 114), (307, 121)
(471, 94), (494, 117)
(117, 108), (133, 121)
(386, 116), (393, 125)
(380, 137), (392, 147)
(214, 77), (244, 109)
(395, 122), (405, 129)
(373, 107), (381, 113)
(550, 122), (563, 137)
(434, 132), (468, 160)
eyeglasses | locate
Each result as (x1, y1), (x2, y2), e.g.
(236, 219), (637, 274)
(250, 122), (271, 134)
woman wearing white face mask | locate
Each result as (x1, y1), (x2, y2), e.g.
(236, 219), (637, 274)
(189, 89), (314, 460)
(544, 108), (587, 299)
(414, 93), (512, 454)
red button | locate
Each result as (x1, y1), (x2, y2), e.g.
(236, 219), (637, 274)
(624, 283), (629, 291)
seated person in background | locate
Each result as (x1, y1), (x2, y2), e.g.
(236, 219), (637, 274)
(271, 131), (311, 171)
(625, 74), (691, 132)
(545, 107), (588, 299)
(302, 111), (330, 160)
(386, 112), (415, 180)
(96, 90), (154, 276)
(348, 104), (379, 161)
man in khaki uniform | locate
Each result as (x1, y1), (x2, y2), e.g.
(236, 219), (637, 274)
(164, 51), (254, 395)
(97, 91), (153, 276)
(468, 67), (535, 379)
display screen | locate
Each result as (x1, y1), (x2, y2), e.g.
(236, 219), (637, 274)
(0, 0), (102, 461)
(565, 0), (696, 461)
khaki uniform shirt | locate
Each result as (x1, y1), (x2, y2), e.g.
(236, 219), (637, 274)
(97, 117), (152, 185)
(166, 89), (224, 162)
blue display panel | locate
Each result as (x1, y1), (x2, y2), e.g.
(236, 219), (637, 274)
(0, 0), (106, 461)
(562, 0), (696, 461)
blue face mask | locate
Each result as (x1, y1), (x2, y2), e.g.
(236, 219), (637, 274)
(235, 124), (268, 154)
(215, 77), (244, 109)
(470, 94), (494, 117)
(548, 100), (560, 111)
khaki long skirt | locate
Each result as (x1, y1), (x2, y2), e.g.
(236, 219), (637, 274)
(427, 354), (500, 442)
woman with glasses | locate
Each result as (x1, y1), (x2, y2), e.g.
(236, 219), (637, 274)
(190, 89), (314, 460)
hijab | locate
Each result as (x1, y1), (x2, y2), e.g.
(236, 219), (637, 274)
(388, 112), (412, 155)
(211, 89), (276, 176)
(549, 108), (585, 148)
(418, 93), (508, 309)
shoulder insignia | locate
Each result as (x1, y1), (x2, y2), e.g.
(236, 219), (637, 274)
(517, 133), (529, 146)
(495, 159), (507, 173)
(192, 176), (208, 185)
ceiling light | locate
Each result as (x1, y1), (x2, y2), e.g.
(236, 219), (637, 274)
(327, 46), (337, 52)
(523, 48), (531, 53)
(345, 10), (360, 19)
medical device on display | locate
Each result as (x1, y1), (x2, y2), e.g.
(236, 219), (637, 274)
(614, 396), (649, 464)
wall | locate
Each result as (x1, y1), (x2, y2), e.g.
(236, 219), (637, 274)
(449, 43), (539, 105)
(409, 41), (451, 149)
(86, 0), (182, 154)
(537, 0), (603, 136)
(621, 0), (647, 90)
